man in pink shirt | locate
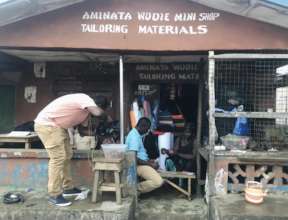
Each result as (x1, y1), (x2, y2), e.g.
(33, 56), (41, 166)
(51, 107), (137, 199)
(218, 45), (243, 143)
(34, 93), (106, 206)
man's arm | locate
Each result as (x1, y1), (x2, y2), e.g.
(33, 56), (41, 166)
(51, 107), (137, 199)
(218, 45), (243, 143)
(67, 127), (75, 145)
(136, 154), (158, 169)
(86, 106), (104, 116)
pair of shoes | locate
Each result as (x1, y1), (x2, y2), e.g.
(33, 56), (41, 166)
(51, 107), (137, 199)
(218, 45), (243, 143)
(63, 187), (82, 197)
(48, 194), (72, 207)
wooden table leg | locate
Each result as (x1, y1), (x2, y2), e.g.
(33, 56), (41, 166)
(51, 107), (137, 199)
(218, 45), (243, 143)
(25, 141), (30, 149)
(196, 152), (201, 195)
(92, 170), (100, 202)
(164, 179), (189, 197)
(188, 178), (192, 200)
(114, 171), (121, 204)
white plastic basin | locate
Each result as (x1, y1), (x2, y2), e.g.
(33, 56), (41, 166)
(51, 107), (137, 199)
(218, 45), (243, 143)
(101, 144), (127, 159)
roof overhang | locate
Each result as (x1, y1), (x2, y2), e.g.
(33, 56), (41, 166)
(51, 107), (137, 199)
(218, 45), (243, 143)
(0, 0), (287, 28)
(188, 0), (288, 28)
(0, 0), (85, 27)
(0, 49), (205, 63)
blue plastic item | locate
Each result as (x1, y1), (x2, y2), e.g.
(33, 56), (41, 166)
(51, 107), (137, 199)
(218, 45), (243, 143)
(233, 116), (249, 136)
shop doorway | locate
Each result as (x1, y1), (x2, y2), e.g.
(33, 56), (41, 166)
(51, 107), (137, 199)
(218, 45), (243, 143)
(126, 57), (206, 178)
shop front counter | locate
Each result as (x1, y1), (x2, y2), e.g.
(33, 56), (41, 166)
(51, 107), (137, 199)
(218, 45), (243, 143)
(198, 147), (288, 194)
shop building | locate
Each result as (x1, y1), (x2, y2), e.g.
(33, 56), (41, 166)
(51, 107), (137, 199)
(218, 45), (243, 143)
(0, 0), (288, 219)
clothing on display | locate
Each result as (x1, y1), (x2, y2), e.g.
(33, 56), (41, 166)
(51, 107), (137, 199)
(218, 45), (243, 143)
(130, 96), (153, 128)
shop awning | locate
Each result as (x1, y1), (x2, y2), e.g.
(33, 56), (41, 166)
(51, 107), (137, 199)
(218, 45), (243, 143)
(0, 0), (287, 28)
(0, 0), (85, 27)
(188, 0), (288, 28)
(0, 49), (204, 63)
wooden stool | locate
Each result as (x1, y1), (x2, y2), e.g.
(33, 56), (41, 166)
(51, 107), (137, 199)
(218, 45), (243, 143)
(92, 157), (124, 204)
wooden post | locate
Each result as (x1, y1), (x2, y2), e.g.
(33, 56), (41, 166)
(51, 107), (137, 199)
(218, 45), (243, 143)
(208, 51), (216, 198)
(196, 58), (204, 195)
(188, 178), (192, 200)
(114, 171), (122, 204)
(25, 141), (30, 149)
(119, 55), (124, 144)
(92, 171), (100, 202)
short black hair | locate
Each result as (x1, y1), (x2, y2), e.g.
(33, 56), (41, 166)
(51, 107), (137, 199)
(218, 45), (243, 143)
(136, 117), (151, 130)
(95, 95), (109, 110)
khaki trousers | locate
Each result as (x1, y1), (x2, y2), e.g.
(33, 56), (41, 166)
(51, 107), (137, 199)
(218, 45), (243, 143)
(34, 123), (73, 197)
(137, 165), (163, 193)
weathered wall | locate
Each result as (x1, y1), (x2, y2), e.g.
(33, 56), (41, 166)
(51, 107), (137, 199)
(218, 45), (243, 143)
(0, 62), (119, 126)
(0, 150), (137, 197)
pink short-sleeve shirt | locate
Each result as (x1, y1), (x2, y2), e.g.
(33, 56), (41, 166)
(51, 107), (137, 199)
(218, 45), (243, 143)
(34, 93), (97, 129)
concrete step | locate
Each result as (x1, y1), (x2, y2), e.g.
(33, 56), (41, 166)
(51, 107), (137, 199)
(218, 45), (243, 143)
(211, 194), (288, 220)
(0, 189), (135, 220)
(136, 195), (207, 220)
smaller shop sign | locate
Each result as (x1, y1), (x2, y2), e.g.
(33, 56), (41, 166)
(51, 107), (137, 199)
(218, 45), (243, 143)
(130, 63), (199, 82)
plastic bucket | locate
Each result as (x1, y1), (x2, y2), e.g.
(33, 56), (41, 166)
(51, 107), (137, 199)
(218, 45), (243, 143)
(244, 181), (266, 204)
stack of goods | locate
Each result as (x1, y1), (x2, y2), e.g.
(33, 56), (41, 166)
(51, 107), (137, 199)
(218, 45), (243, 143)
(172, 114), (185, 131)
(157, 111), (174, 132)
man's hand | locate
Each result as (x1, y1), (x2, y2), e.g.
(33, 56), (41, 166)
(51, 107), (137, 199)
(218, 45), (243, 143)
(148, 159), (159, 169)
(161, 148), (175, 156)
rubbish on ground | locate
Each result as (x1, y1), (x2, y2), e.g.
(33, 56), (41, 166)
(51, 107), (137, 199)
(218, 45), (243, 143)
(75, 188), (90, 201)
(3, 192), (25, 204)
(214, 168), (228, 195)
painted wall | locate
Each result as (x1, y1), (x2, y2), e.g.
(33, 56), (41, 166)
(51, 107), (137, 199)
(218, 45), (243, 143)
(0, 62), (119, 126)
(0, 0), (287, 51)
(0, 150), (137, 197)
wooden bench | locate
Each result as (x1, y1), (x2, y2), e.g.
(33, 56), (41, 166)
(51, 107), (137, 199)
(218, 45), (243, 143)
(0, 132), (39, 149)
(158, 170), (196, 200)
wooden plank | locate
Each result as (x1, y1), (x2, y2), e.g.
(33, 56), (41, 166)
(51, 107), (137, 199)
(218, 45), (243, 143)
(215, 112), (288, 119)
(0, 134), (38, 138)
(211, 53), (288, 60)
(25, 142), (30, 149)
(164, 179), (189, 197)
(93, 162), (123, 171)
(114, 171), (122, 204)
(237, 156), (288, 163)
(92, 156), (124, 163)
(188, 178), (192, 200)
(99, 182), (124, 191)
(0, 138), (28, 142)
(92, 171), (100, 202)
(158, 171), (195, 179)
